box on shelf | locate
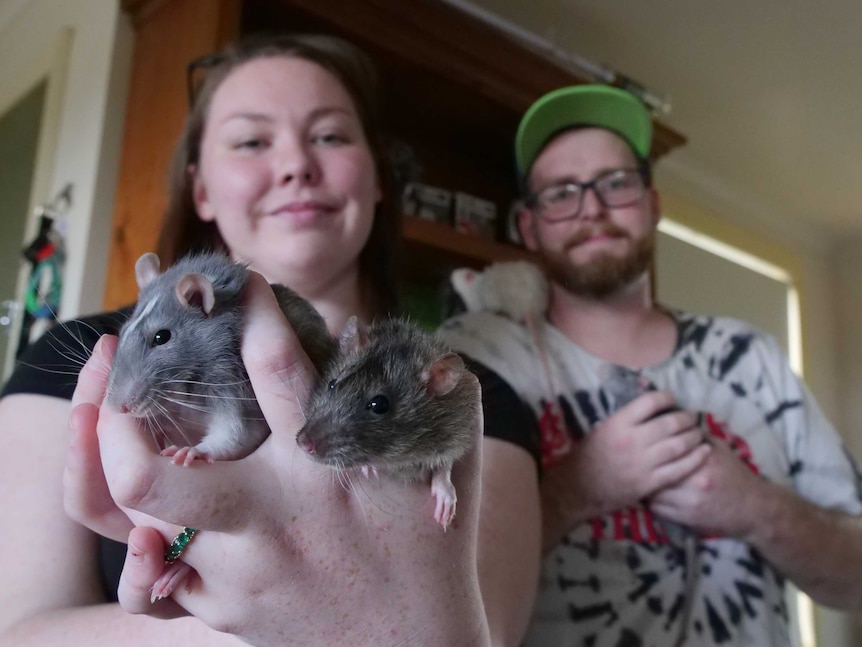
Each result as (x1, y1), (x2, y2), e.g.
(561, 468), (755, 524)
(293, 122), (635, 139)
(402, 182), (453, 224)
(454, 192), (497, 239)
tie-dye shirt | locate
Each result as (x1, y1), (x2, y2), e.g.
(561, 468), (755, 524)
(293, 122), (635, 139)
(440, 309), (862, 647)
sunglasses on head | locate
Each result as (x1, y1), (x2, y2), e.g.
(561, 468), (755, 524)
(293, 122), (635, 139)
(186, 53), (226, 107)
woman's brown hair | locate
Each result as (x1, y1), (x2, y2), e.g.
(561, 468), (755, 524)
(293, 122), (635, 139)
(156, 33), (401, 317)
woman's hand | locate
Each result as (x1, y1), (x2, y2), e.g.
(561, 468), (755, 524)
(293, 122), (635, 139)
(65, 334), (138, 543)
(66, 273), (489, 646)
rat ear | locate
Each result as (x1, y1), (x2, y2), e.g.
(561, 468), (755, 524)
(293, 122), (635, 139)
(175, 273), (215, 315)
(422, 352), (466, 397)
(450, 268), (484, 313)
(637, 374), (654, 391)
(339, 315), (370, 354)
(135, 253), (161, 289)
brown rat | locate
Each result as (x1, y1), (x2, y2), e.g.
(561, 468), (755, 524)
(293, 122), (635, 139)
(295, 316), (475, 529)
(106, 252), (337, 465)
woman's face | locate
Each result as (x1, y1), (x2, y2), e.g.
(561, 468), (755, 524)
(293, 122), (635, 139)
(192, 56), (380, 291)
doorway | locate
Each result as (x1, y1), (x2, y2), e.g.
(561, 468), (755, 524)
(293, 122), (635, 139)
(0, 80), (46, 381)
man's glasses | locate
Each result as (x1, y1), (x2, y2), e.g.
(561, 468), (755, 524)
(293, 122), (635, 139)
(526, 168), (649, 222)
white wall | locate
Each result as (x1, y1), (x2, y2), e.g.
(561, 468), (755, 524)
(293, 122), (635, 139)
(834, 238), (862, 644)
(835, 239), (862, 459)
(0, 0), (133, 319)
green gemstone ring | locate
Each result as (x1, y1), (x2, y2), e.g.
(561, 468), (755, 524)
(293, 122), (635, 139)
(164, 527), (198, 563)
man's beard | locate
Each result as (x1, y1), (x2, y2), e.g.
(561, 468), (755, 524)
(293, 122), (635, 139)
(537, 223), (655, 298)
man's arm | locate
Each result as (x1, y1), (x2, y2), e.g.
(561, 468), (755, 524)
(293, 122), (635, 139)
(747, 478), (862, 608)
(540, 444), (604, 553)
(650, 437), (862, 609)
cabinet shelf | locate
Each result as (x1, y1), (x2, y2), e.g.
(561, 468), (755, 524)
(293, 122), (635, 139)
(402, 216), (532, 270)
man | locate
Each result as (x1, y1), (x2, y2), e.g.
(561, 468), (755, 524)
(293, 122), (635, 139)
(441, 84), (862, 646)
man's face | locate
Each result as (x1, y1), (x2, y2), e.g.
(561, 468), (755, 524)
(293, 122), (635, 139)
(519, 127), (659, 298)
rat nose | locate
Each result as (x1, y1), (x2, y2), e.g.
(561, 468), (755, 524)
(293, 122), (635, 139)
(296, 429), (316, 454)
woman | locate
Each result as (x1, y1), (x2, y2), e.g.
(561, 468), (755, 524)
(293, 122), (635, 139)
(0, 34), (497, 646)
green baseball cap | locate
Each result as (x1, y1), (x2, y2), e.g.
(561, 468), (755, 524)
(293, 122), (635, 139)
(515, 84), (653, 176)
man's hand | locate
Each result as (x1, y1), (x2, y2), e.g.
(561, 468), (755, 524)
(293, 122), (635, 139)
(541, 391), (711, 550)
(648, 433), (764, 539)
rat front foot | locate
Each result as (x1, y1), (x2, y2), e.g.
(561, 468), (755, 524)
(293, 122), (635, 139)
(430, 469), (457, 530)
(360, 465), (380, 479)
(151, 561), (194, 603)
(161, 445), (214, 466)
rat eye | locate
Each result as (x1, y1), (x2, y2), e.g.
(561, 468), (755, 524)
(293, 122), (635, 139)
(365, 395), (390, 414)
(328, 379), (338, 390)
(151, 329), (172, 347)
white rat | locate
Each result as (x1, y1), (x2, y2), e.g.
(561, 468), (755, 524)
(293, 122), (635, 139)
(450, 260), (558, 412)
(449, 259), (548, 321)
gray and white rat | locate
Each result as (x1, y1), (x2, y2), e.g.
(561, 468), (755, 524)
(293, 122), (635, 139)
(106, 252), (337, 465)
(599, 362), (690, 545)
(600, 363), (661, 411)
(600, 362), (698, 646)
(295, 316), (475, 529)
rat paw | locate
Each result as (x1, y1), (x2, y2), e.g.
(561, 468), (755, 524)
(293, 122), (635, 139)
(161, 445), (214, 466)
(360, 465), (380, 479)
(431, 470), (457, 530)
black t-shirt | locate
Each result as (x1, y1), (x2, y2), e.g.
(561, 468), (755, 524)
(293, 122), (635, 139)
(2, 308), (133, 399)
(1, 308), (540, 601)
(464, 358), (542, 469)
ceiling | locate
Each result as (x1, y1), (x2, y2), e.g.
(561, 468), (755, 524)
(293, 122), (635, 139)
(456, 0), (862, 253)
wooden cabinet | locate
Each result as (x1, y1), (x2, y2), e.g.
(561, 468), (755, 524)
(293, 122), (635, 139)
(109, 0), (685, 309)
